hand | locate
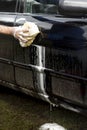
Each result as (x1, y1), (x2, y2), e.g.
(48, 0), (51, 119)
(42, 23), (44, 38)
(13, 22), (40, 47)
(13, 26), (29, 43)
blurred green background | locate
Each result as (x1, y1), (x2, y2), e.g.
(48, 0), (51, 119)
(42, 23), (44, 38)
(0, 85), (87, 130)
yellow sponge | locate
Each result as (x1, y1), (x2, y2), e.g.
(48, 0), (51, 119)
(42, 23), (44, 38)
(20, 22), (40, 47)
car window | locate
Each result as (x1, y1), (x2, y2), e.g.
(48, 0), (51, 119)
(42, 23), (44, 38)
(0, 0), (24, 12)
(25, 0), (58, 14)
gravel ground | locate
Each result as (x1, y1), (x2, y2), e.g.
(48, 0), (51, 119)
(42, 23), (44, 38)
(0, 85), (87, 130)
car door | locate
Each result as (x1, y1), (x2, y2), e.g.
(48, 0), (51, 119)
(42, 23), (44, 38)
(14, 0), (59, 102)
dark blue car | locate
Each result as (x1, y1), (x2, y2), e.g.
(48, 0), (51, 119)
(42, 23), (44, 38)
(0, 0), (87, 115)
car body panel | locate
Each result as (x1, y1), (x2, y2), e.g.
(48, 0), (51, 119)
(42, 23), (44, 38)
(0, 0), (87, 114)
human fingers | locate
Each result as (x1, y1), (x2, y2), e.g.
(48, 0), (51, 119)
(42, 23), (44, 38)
(18, 32), (30, 37)
(18, 35), (29, 43)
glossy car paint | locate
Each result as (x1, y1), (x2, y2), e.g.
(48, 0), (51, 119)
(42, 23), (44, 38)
(0, 0), (87, 114)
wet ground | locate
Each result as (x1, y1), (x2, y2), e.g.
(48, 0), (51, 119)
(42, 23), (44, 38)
(0, 85), (87, 130)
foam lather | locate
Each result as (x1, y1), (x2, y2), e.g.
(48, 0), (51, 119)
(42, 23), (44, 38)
(39, 123), (67, 130)
(20, 22), (40, 47)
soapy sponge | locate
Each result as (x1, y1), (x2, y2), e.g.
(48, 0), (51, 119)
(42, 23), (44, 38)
(20, 22), (40, 47)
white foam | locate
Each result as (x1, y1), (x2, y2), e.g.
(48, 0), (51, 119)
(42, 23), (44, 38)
(39, 123), (67, 130)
